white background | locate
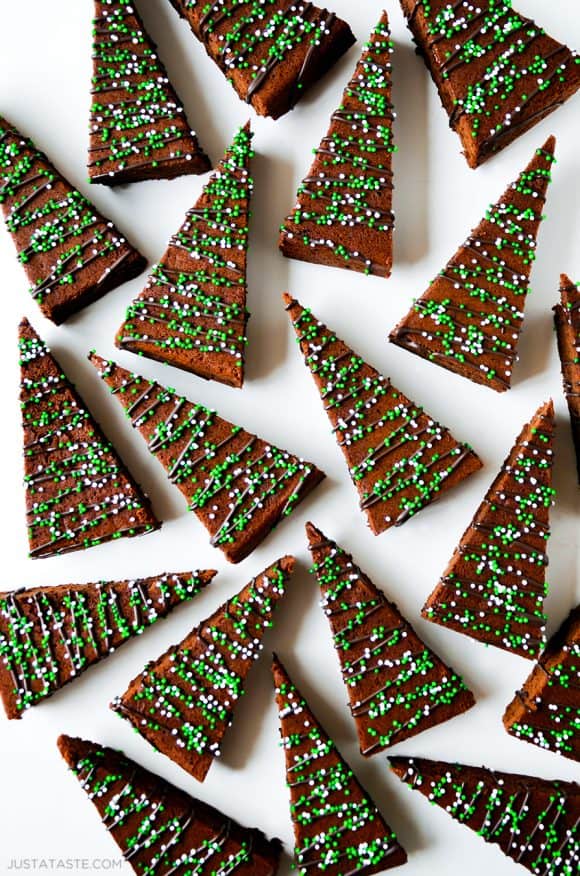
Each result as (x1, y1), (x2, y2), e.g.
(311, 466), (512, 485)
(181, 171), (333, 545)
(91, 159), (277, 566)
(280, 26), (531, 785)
(0, 2), (579, 874)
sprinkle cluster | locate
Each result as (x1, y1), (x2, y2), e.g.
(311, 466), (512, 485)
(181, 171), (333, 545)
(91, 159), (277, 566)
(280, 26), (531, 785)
(20, 329), (156, 558)
(390, 143), (555, 391)
(0, 119), (135, 315)
(309, 532), (473, 754)
(91, 355), (319, 560)
(0, 573), (208, 715)
(286, 298), (478, 533)
(113, 564), (288, 765)
(274, 662), (402, 874)
(395, 758), (580, 876)
(117, 125), (253, 384)
(280, 15), (396, 276)
(424, 404), (555, 658)
(90, 0), (206, 182)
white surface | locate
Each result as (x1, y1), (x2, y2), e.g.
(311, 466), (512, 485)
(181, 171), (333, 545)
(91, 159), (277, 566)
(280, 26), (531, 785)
(0, 1), (579, 874)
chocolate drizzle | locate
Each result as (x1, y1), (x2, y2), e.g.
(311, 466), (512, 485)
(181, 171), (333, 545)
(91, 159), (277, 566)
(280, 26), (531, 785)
(273, 655), (407, 875)
(19, 320), (159, 559)
(112, 558), (294, 782)
(390, 756), (579, 876)
(90, 354), (323, 562)
(116, 124), (253, 387)
(306, 523), (475, 755)
(279, 13), (396, 277)
(59, 735), (281, 875)
(390, 139), (555, 392)
(0, 572), (214, 719)
(284, 294), (481, 534)
(0, 116), (145, 323)
(423, 401), (556, 659)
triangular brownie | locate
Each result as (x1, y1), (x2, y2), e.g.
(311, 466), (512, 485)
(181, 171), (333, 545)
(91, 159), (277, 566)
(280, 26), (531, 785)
(279, 13), (396, 278)
(58, 735), (282, 875)
(273, 654), (408, 874)
(399, 1), (580, 167)
(115, 123), (253, 387)
(20, 320), (159, 558)
(0, 570), (215, 719)
(390, 756), (580, 876)
(306, 522), (475, 755)
(503, 605), (580, 762)
(554, 273), (580, 483)
(284, 294), (481, 534)
(0, 116), (146, 324)
(89, 0), (210, 184)
(423, 400), (556, 659)
(390, 139), (556, 392)
(165, 0), (355, 119)
(89, 354), (324, 562)
(112, 556), (295, 782)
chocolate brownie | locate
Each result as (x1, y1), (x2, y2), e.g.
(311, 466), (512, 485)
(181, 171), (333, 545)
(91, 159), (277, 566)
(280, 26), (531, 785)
(279, 13), (395, 278)
(165, 0), (355, 119)
(58, 735), (282, 875)
(116, 123), (253, 387)
(0, 116), (146, 324)
(554, 274), (580, 483)
(20, 320), (159, 558)
(89, 0), (210, 184)
(423, 400), (555, 659)
(503, 604), (580, 762)
(284, 294), (481, 533)
(0, 570), (215, 720)
(273, 654), (408, 875)
(390, 756), (580, 876)
(399, 0), (580, 168)
(390, 139), (556, 392)
(89, 353), (324, 562)
(306, 521), (475, 755)
(112, 556), (295, 782)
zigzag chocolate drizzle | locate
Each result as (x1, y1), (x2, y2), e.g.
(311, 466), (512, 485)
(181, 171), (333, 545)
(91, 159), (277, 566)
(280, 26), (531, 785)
(423, 401), (555, 659)
(116, 124), (253, 387)
(273, 655), (407, 875)
(0, 116), (144, 322)
(112, 559), (293, 781)
(390, 756), (580, 876)
(284, 295), (480, 534)
(0, 572), (213, 718)
(89, 0), (209, 184)
(59, 736), (280, 875)
(280, 14), (396, 277)
(20, 322), (158, 558)
(307, 524), (474, 755)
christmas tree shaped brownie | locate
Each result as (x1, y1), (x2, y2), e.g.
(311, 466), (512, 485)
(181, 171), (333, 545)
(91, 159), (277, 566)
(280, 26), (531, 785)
(116, 123), (253, 387)
(284, 294), (481, 534)
(423, 400), (556, 660)
(20, 320), (159, 559)
(273, 654), (408, 875)
(112, 556), (295, 782)
(390, 756), (580, 876)
(165, 0), (355, 119)
(58, 735), (282, 875)
(390, 139), (556, 393)
(279, 13), (396, 278)
(306, 522), (475, 755)
(554, 274), (580, 483)
(503, 605), (580, 763)
(89, 354), (324, 562)
(399, 0), (580, 168)
(0, 570), (215, 720)
(89, 0), (210, 184)
(0, 115), (146, 324)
